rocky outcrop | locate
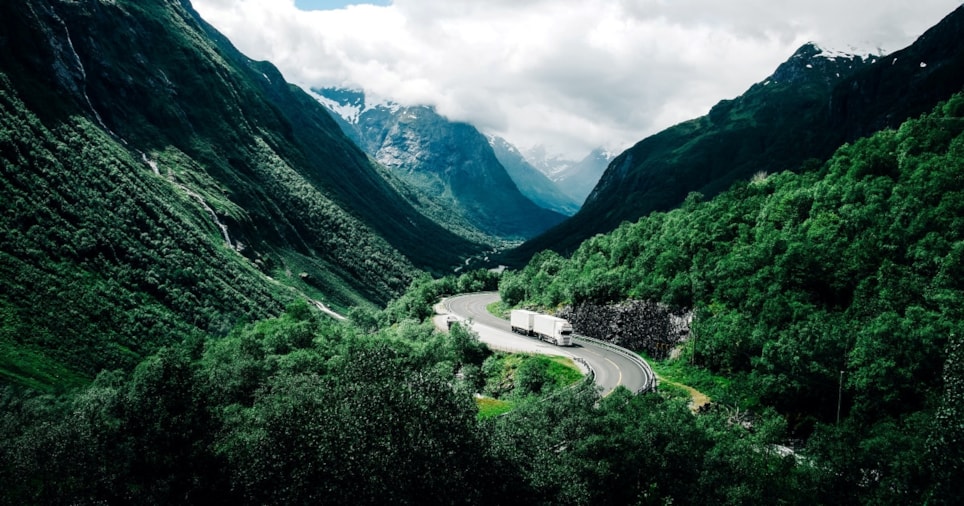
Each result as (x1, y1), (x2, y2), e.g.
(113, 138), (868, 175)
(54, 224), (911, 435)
(560, 300), (692, 360)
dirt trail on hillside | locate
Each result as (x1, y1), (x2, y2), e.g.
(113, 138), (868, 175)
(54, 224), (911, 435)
(658, 376), (711, 412)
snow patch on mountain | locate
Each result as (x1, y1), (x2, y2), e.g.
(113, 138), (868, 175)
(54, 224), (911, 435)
(304, 86), (401, 123)
(523, 145), (576, 179)
(811, 41), (884, 62)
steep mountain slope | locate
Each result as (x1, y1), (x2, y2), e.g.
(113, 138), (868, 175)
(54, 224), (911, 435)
(510, 4), (964, 263)
(489, 136), (580, 216)
(522, 146), (611, 204)
(0, 0), (481, 386)
(313, 88), (568, 241)
(501, 93), (964, 502)
(552, 148), (612, 204)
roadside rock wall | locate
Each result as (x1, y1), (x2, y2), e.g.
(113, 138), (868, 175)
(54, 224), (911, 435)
(560, 301), (692, 359)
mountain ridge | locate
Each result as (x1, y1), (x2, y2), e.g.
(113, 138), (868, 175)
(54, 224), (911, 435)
(312, 87), (568, 241)
(0, 0), (482, 385)
(508, 6), (964, 264)
(488, 135), (581, 216)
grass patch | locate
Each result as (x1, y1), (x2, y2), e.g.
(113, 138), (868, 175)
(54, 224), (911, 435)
(647, 353), (765, 411)
(646, 353), (730, 398)
(644, 352), (731, 411)
(486, 300), (509, 319)
(653, 380), (694, 401)
(476, 396), (513, 419)
(0, 339), (89, 392)
(482, 352), (584, 400)
(475, 354), (583, 418)
(543, 355), (584, 386)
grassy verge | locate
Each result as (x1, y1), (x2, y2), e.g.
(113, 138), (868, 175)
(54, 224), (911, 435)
(543, 355), (584, 385)
(644, 352), (730, 411)
(478, 353), (585, 417)
(486, 300), (509, 319)
(476, 396), (513, 419)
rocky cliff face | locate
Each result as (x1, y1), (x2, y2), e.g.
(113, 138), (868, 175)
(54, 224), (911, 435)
(560, 301), (693, 360)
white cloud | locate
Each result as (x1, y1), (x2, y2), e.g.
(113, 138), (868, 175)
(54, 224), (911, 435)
(192, 0), (963, 159)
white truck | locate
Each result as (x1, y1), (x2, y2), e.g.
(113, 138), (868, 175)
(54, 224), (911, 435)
(510, 309), (538, 335)
(510, 309), (573, 346)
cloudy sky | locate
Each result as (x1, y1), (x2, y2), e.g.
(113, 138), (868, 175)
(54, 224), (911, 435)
(192, 0), (962, 159)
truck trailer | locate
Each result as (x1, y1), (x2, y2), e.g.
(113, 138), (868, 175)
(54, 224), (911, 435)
(510, 309), (538, 335)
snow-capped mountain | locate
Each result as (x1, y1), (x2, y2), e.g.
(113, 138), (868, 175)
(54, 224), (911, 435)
(311, 87), (567, 241)
(521, 145), (612, 205)
(488, 136), (580, 216)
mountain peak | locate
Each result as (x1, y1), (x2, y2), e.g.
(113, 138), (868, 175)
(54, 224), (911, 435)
(308, 86), (401, 123)
(765, 41), (879, 86)
(810, 41), (884, 61)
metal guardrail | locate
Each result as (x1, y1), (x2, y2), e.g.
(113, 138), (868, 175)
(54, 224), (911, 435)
(439, 295), (651, 395)
(442, 312), (597, 384)
(572, 334), (658, 394)
(572, 357), (595, 384)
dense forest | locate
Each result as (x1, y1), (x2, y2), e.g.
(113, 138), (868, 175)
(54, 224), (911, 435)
(2, 1), (963, 502)
(3, 94), (963, 504)
(500, 92), (964, 503)
(0, 275), (830, 505)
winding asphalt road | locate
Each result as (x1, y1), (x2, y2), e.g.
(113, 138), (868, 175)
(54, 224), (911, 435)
(440, 292), (655, 396)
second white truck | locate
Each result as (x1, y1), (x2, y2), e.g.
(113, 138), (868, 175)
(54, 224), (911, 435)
(509, 309), (573, 346)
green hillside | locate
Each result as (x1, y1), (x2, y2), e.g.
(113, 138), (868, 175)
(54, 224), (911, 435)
(0, 0), (483, 387)
(511, 5), (964, 264)
(4, 89), (963, 501)
(500, 93), (964, 502)
(1, 0), (962, 503)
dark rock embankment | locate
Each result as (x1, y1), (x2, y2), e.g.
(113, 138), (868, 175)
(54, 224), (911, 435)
(560, 301), (692, 360)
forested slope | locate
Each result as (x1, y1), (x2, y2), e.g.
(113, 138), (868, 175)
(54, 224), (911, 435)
(3, 95), (963, 502)
(500, 93), (964, 503)
(0, 281), (866, 505)
(0, 0), (482, 388)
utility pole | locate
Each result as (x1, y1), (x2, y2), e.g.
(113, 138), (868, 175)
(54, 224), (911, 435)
(836, 370), (845, 424)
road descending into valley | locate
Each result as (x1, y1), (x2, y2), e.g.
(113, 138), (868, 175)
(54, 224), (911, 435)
(440, 293), (656, 396)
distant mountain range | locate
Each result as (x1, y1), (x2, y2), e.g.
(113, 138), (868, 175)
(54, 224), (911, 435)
(550, 148), (614, 204)
(515, 144), (613, 206)
(488, 136), (581, 216)
(508, 4), (964, 263)
(311, 88), (568, 241)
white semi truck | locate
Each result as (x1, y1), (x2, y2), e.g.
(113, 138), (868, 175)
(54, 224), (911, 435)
(509, 309), (573, 346)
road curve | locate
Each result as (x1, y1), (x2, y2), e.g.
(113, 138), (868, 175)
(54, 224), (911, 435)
(441, 292), (656, 396)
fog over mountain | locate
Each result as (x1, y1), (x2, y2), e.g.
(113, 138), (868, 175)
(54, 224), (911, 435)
(193, 0), (962, 160)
